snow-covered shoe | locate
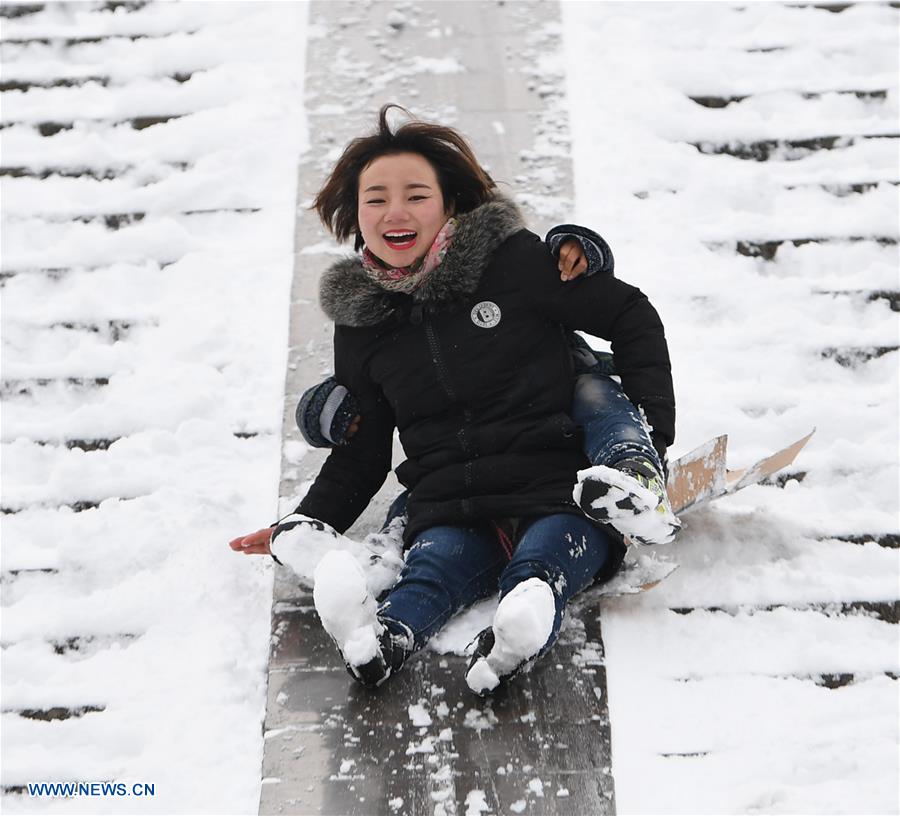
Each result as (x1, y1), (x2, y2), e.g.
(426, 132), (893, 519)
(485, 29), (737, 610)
(465, 577), (556, 696)
(574, 458), (681, 546)
(313, 550), (408, 687)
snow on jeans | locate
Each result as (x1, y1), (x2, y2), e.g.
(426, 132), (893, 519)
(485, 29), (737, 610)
(377, 514), (612, 657)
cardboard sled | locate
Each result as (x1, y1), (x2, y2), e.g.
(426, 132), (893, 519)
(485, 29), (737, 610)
(666, 429), (815, 515)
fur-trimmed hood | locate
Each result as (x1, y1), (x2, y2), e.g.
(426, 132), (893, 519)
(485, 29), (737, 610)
(319, 194), (527, 327)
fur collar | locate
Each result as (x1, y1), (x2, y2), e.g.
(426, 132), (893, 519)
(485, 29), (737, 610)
(319, 194), (526, 327)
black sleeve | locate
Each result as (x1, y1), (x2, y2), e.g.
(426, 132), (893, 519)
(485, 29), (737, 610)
(295, 326), (395, 532)
(511, 230), (675, 447)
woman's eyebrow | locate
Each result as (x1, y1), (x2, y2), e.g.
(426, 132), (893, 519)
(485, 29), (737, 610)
(363, 183), (433, 193)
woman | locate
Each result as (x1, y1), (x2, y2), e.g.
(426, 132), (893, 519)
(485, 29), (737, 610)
(230, 106), (677, 694)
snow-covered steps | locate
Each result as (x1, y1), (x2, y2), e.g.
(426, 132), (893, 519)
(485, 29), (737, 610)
(1, 2), (305, 810)
(564, 2), (898, 811)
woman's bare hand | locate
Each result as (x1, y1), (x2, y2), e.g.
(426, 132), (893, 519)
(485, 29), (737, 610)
(558, 237), (588, 281)
(228, 527), (272, 556)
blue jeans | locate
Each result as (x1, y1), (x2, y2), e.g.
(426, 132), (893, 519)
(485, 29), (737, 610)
(378, 513), (612, 656)
(572, 372), (662, 472)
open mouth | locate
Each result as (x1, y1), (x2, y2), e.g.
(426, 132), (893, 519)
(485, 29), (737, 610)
(383, 231), (417, 251)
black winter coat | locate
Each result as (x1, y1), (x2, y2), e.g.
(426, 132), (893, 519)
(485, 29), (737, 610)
(297, 196), (674, 545)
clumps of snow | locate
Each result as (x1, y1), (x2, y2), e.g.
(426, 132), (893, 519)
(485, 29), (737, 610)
(462, 707), (498, 732)
(527, 778), (545, 797)
(466, 578), (555, 694)
(406, 737), (436, 755)
(509, 800), (527, 813)
(427, 597), (497, 655)
(312, 550), (383, 667)
(556, 787), (570, 798)
(408, 701), (433, 727)
(338, 758), (355, 774)
(464, 789), (490, 816)
(282, 439), (307, 464)
(272, 512), (405, 599)
(388, 796), (404, 812)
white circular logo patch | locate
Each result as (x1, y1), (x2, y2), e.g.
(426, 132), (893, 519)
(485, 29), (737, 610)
(471, 301), (502, 329)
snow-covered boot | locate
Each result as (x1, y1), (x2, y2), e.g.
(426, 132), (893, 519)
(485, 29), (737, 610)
(574, 457), (681, 546)
(465, 577), (556, 696)
(313, 550), (410, 688)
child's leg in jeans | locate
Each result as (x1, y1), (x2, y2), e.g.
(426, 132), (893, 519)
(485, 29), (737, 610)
(571, 372), (662, 472)
(378, 523), (507, 653)
(466, 513), (612, 693)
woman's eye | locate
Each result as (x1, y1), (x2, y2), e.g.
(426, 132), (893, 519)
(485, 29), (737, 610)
(366, 199), (385, 205)
(409, 195), (428, 201)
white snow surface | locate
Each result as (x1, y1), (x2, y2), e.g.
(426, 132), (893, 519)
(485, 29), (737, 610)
(562, 2), (899, 813)
(1, 2), (308, 813)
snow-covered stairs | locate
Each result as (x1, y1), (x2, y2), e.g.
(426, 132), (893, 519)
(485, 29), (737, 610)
(1, 3), (305, 811)
(563, 3), (899, 811)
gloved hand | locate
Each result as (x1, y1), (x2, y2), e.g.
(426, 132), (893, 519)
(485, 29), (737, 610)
(295, 377), (361, 448)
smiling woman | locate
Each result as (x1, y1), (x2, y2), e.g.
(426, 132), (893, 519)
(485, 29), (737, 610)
(229, 104), (678, 695)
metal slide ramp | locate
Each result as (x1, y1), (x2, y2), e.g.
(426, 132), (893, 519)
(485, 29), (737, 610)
(260, 1), (615, 813)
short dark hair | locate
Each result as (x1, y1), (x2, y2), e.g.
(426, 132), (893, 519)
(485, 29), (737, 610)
(313, 104), (496, 250)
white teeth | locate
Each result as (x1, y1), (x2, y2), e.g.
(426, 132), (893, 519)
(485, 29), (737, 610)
(384, 232), (416, 240)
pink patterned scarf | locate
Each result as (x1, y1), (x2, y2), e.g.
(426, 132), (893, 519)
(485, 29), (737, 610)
(362, 218), (457, 294)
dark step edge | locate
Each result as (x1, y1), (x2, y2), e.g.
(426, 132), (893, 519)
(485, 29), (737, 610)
(689, 89), (888, 108)
(827, 533), (899, 549)
(658, 751), (711, 758)
(821, 345), (898, 366)
(760, 470), (807, 488)
(1, 376), (111, 395)
(670, 671), (898, 689)
(0, 115), (185, 136)
(813, 289), (900, 312)
(0, 260), (176, 280)
(789, 180), (900, 197)
(0, 4), (45, 20)
(1, 30), (200, 47)
(0, 632), (141, 653)
(2, 208), (263, 229)
(3, 704), (104, 721)
(0, 497), (149, 514)
(0, 71), (194, 92)
(1, 161), (190, 179)
(718, 236), (899, 261)
(48, 633), (139, 655)
(6, 432), (261, 451)
(2, 567), (58, 578)
(634, 180), (900, 200)
(670, 599), (900, 624)
(693, 133), (899, 162)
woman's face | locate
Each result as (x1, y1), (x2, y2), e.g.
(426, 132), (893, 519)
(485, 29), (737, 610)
(357, 152), (450, 267)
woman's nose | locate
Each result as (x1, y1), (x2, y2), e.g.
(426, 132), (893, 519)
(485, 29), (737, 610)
(384, 201), (411, 222)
